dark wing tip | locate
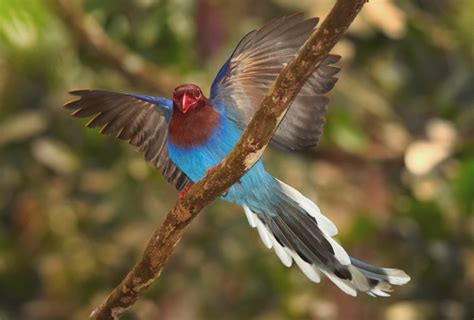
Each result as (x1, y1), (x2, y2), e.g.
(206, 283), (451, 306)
(64, 90), (83, 109)
(327, 54), (342, 64)
(307, 17), (320, 29)
(64, 90), (126, 111)
(64, 99), (77, 109)
(64, 90), (95, 111)
(63, 98), (84, 112)
(68, 89), (92, 96)
(68, 89), (123, 97)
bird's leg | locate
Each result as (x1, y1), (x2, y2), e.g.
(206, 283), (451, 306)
(178, 184), (194, 199)
(205, 165), (217, 176)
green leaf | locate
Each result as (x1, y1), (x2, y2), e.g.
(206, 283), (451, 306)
(453, 159), (474, 216)
(407, 200), (450, 238)
(325, 109), (367, 153)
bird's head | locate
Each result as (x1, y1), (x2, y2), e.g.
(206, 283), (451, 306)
(172, 84), (206, 114)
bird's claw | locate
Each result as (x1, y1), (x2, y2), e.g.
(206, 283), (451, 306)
(221, 187), (230, 197)
(179, 184), (194, 199)
(206, 165), (217, 175)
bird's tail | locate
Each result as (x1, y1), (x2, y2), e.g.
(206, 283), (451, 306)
(242, 178), (410, 297)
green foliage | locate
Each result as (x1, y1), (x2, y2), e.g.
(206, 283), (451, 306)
(453, 160), (474, 216)
(324, 109), (368, 153)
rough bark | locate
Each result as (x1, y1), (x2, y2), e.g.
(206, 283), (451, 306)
(85, 1), (367, 319)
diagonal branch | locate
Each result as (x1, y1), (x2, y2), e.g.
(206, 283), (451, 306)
(48, 0), (178, 94)
(89, 1), (367, 319)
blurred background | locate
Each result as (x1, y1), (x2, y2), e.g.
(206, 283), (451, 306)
(0, 0), (473, 319)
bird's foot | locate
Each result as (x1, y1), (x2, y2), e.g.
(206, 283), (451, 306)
(179, 184), (194, 199)
(221, 187), (230, 197)
(206, 165), (218, 175)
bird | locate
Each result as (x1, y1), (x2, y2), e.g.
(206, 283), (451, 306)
(65, 14), (410, 297)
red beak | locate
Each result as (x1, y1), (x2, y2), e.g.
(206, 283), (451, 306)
(181, 93), (195, 113)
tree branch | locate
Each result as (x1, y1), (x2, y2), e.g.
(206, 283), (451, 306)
(89, 1), (367, 319)
(48, 0), (178, 94)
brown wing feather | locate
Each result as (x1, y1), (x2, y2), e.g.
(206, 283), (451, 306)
(65, 90), (191, 190)
(213, 14), (341, 151)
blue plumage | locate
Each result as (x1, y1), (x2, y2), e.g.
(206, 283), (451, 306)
(65, 14), (410, 297)
(129, 94), (173, 121)
(167, 110), (240, 183)
(167, 106), (277, 209)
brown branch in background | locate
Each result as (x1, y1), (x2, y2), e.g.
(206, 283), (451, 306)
(69, 0), (368, 319)
(48, 0), (178, 94)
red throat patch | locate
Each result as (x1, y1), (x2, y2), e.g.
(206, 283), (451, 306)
(168, 103), (220, 147)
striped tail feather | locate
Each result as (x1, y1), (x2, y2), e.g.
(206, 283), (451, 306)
(242, 179), (410, 297)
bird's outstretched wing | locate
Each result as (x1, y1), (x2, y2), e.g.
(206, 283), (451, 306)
(210, 13), (340, 151)
(65, 90), (192, 191)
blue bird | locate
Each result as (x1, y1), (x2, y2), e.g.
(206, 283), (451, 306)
(65, 14), (410, 296)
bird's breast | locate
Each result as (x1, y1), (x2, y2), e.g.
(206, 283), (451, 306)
(167, 110), (272, 207)
(168, 105), (220, 147)
(167, 110), (242, 183)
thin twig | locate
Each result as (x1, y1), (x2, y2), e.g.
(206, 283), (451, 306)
(87, 1), (367, 319)
(48, 0), (178, 94)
